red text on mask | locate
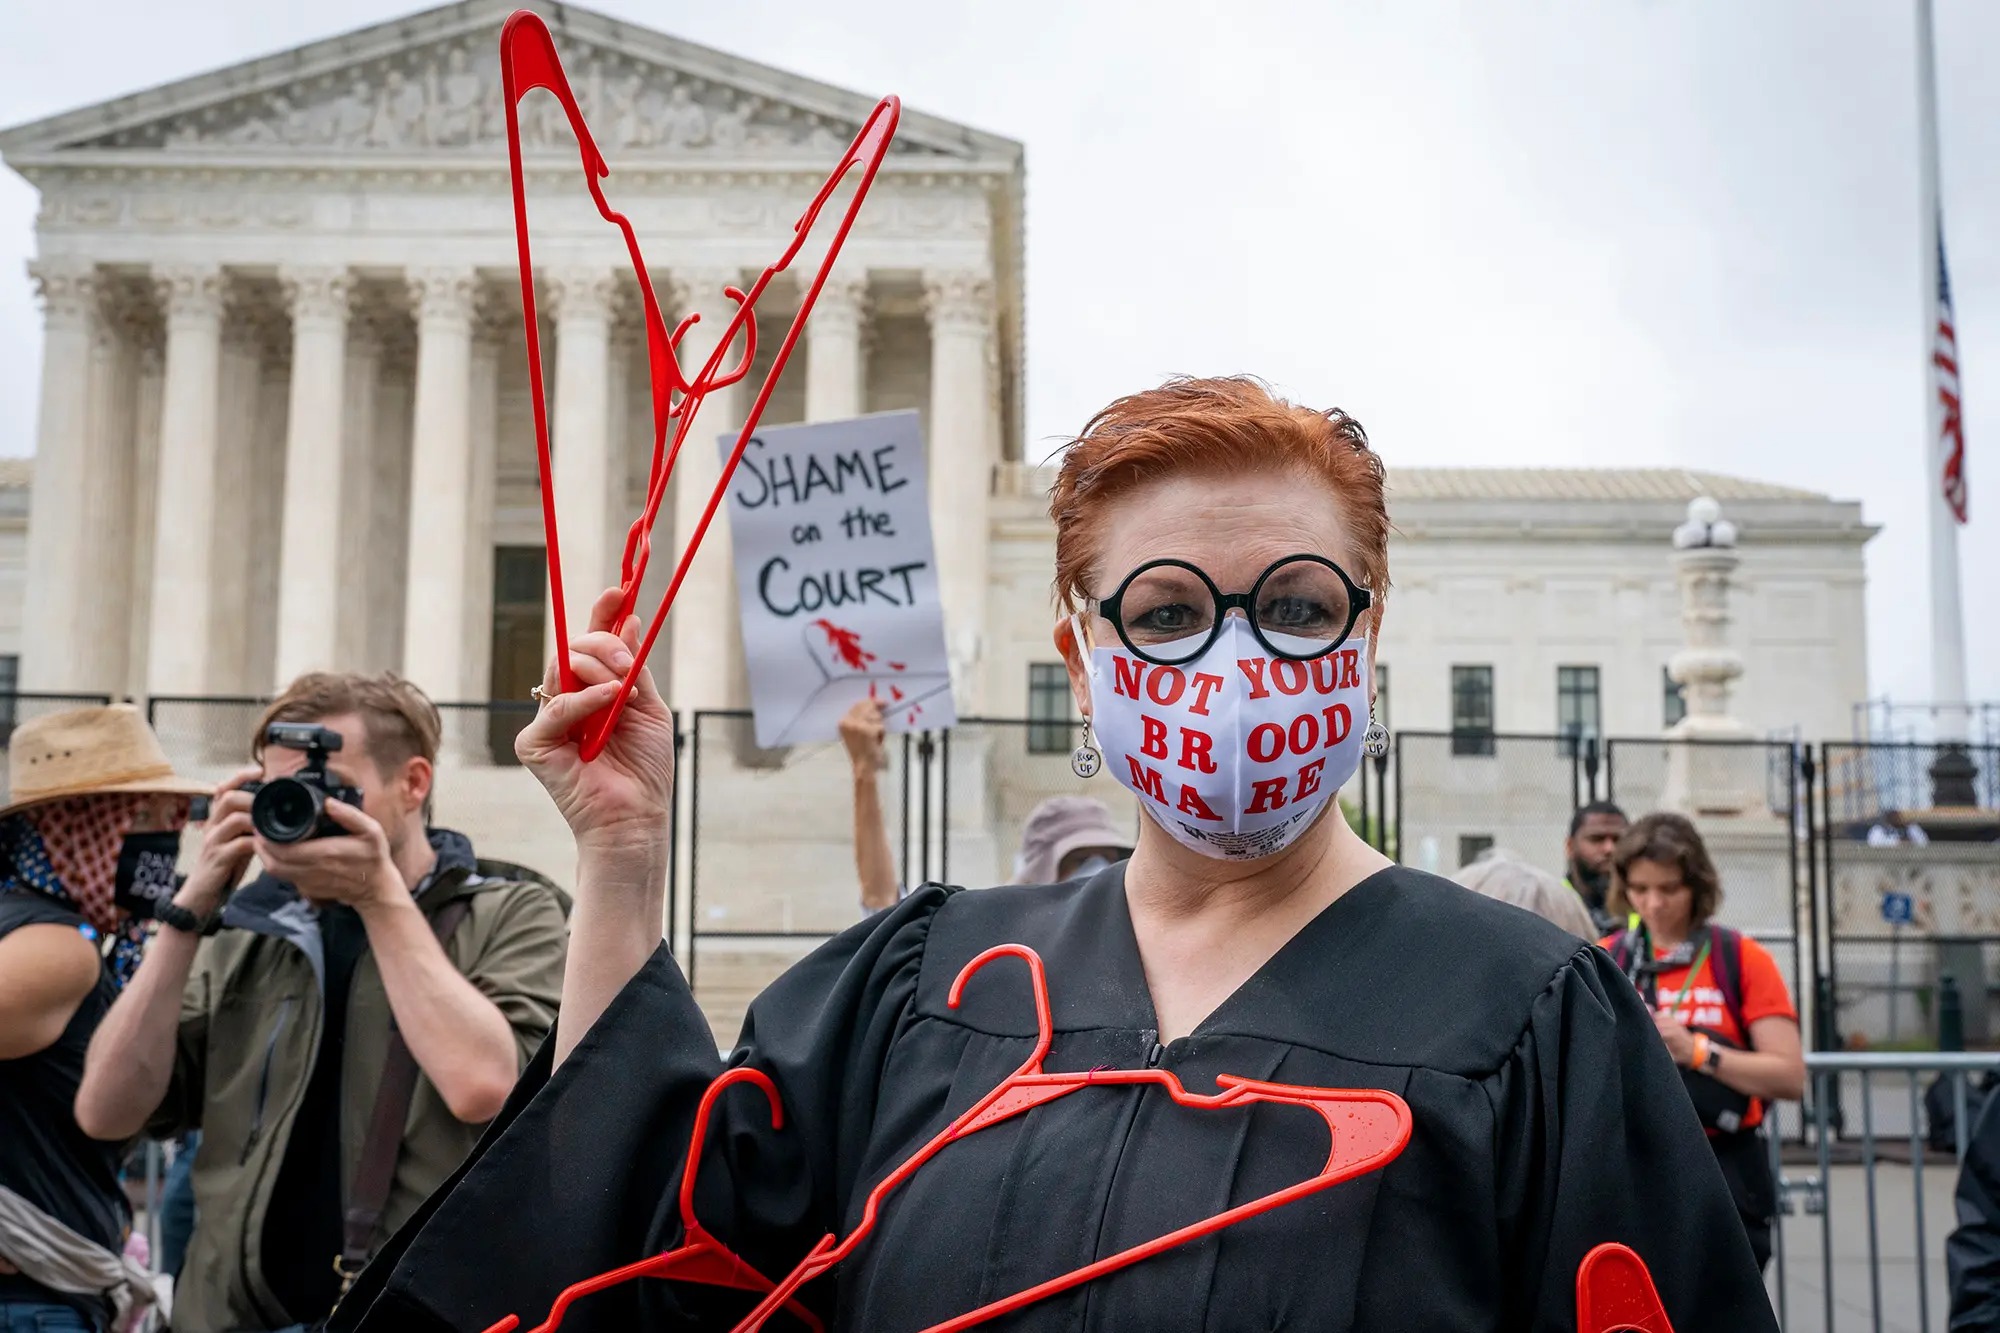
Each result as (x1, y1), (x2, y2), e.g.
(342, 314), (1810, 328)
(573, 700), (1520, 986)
(1234, 649), (1362, 700)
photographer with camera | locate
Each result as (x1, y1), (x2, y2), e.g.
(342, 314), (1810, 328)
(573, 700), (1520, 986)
(75, 673), (570, 1333)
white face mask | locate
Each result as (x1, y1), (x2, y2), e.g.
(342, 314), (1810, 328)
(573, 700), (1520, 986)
(1077, 615), (1370, 861)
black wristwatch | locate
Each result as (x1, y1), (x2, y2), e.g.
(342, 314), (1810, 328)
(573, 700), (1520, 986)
(1703, 1043), (1724, 1073)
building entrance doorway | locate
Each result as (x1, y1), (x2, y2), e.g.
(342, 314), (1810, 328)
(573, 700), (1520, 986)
(488, 546), (547, 766)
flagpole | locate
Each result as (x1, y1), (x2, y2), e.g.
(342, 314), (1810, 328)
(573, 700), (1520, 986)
(1916, 0), (1968, 742)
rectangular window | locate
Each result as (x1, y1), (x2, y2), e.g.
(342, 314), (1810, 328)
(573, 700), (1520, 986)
(1458, 834), (1495, 868)
(487, 548), (550, 767)
(1663, 665), (1687, 729)
(1027, 663), (1074, 754)
(1450, 665), (1495, 756)
(1557, 665), (1601, 757)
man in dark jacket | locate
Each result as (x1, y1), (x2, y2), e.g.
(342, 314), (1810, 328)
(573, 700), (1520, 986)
(75, 673), (570, 1333)
(1952, 1085), (2000, 1329)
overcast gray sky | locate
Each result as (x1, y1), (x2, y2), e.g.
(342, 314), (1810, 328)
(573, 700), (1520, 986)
(1, 0), (1994, 717)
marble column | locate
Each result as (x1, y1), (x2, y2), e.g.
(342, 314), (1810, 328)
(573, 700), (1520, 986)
(79, 284), (140, 695)
(273, 266), (351, 687)
(544, 268), (617, 660)
(145, 264), (227, 697)
(402, 267), (478, 707)
(666, 267), (748, 714)
(923, 270), (997, 711)
(124, 339), (165, 701)
(369, 355), (414, 671)
(458, 307), (506, 747)
(206, 314), (263, 695)
(335, 314), (383, 670)
(245, 341), (290, 693)
(606, 318), (636, 569)
(804, 272), (869, 422)
(20, 260), (98, 691)
(1665, 498), (1753, 815)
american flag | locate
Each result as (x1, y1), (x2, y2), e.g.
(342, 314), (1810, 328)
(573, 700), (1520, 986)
(1935, 217), (1968, 524)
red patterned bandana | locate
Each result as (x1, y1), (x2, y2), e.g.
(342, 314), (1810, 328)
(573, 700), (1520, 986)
(28, 795), (143, 935)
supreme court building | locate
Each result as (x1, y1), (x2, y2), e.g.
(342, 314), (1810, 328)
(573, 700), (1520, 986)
(1, 1), (1880, 1035)
(0, 0), (1024, 723)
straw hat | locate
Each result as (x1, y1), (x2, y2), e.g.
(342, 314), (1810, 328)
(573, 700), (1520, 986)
(0, 705), (211, 819)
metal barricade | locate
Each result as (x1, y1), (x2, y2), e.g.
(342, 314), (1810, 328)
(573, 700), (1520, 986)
(1774, 1051), (2000, 1332)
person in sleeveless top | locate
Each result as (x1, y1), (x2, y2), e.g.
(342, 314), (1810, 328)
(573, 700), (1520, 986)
(0, 706), (207, 1331)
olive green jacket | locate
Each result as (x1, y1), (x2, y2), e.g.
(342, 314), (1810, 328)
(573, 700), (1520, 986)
(147, 830), (569, 1332)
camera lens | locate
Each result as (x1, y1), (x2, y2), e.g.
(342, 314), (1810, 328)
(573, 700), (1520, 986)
(251, 777), (324, 844)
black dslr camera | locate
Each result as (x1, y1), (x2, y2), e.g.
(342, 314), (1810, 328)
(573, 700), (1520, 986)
(243, 724), (363, 843)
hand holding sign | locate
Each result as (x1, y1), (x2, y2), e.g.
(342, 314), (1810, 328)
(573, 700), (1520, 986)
(839, 698), (889, 773)
(724, 411), (957, 748)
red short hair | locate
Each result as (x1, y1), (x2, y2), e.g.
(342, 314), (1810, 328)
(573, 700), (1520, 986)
(1048, 376), (1390, 617)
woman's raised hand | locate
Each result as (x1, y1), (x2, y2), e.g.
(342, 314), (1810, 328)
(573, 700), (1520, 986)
(515, 585), (676, 849)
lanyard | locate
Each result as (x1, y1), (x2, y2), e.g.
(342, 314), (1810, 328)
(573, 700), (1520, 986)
(1661, 934), (1712, 1014)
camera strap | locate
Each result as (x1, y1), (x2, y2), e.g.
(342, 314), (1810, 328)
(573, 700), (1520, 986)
(336, 895), (473, 1295)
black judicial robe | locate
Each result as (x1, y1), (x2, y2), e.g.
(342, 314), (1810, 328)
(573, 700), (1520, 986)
(331, 865), (1777, 1332)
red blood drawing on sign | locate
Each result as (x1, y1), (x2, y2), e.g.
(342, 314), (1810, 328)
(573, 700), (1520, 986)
(813, 619), (877, 672)
(814, 620), (929, 726)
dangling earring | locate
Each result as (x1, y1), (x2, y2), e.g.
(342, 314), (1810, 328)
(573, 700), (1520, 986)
(1072, 719), (1103, 779)
(1362, 716), (1390, 759)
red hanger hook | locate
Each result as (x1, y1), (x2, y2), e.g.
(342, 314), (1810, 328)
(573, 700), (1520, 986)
(1575, 1243), (1676, 1333)
(724, 944), (1412, 1332)
(477, 1067), (821, 1333)
(499, 9), (900, 759)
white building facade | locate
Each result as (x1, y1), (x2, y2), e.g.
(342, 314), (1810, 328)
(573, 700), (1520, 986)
(1, 2), (1883, 1036)
(990, 464), (1874, 749)
(0, 0), (1025, 722)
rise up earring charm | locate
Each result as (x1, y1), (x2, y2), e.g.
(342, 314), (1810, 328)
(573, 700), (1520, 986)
(1071, 720), (1103, 779)
(1362, 716), (1390, 759)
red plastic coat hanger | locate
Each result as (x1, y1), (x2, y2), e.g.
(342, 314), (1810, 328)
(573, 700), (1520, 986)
(474, 944), (1679, 1331)
(726, 943), (1414, 1333)
(499, 10), (900, 759)
(475, 1067), (822, 1333)
(1575, 1243), (1677, 1333)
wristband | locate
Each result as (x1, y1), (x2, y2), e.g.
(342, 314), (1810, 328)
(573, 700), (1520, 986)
(1690, 1033), (1711, 1071)
(154, 900), (218, 937)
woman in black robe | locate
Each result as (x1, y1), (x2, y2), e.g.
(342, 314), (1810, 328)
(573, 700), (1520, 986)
(333, 377), (1776, 1332)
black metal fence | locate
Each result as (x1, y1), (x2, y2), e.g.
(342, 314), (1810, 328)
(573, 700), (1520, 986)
(678, 710), (1143, 1038)
(1816, 740), (2000, 1056)
(1389, 729), (2000, 1065)
(141, 695), (543, 771)
(20, 688), (2000, 1067)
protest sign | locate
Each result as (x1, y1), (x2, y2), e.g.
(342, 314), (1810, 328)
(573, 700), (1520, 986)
(721, 410), (957, 748)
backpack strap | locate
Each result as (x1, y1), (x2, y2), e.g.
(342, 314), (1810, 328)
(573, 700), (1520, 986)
(338, 895), (474, 1292)
(1707, 924), (1749, 1042)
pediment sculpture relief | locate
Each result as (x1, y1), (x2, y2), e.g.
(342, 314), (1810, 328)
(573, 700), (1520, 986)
(80, 38), (937, 159)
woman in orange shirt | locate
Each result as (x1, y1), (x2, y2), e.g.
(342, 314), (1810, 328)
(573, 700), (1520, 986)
(1601, 812), (1807, 1270)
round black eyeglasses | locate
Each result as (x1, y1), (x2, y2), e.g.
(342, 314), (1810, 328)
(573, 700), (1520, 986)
(1088, 555), (1372, 667)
